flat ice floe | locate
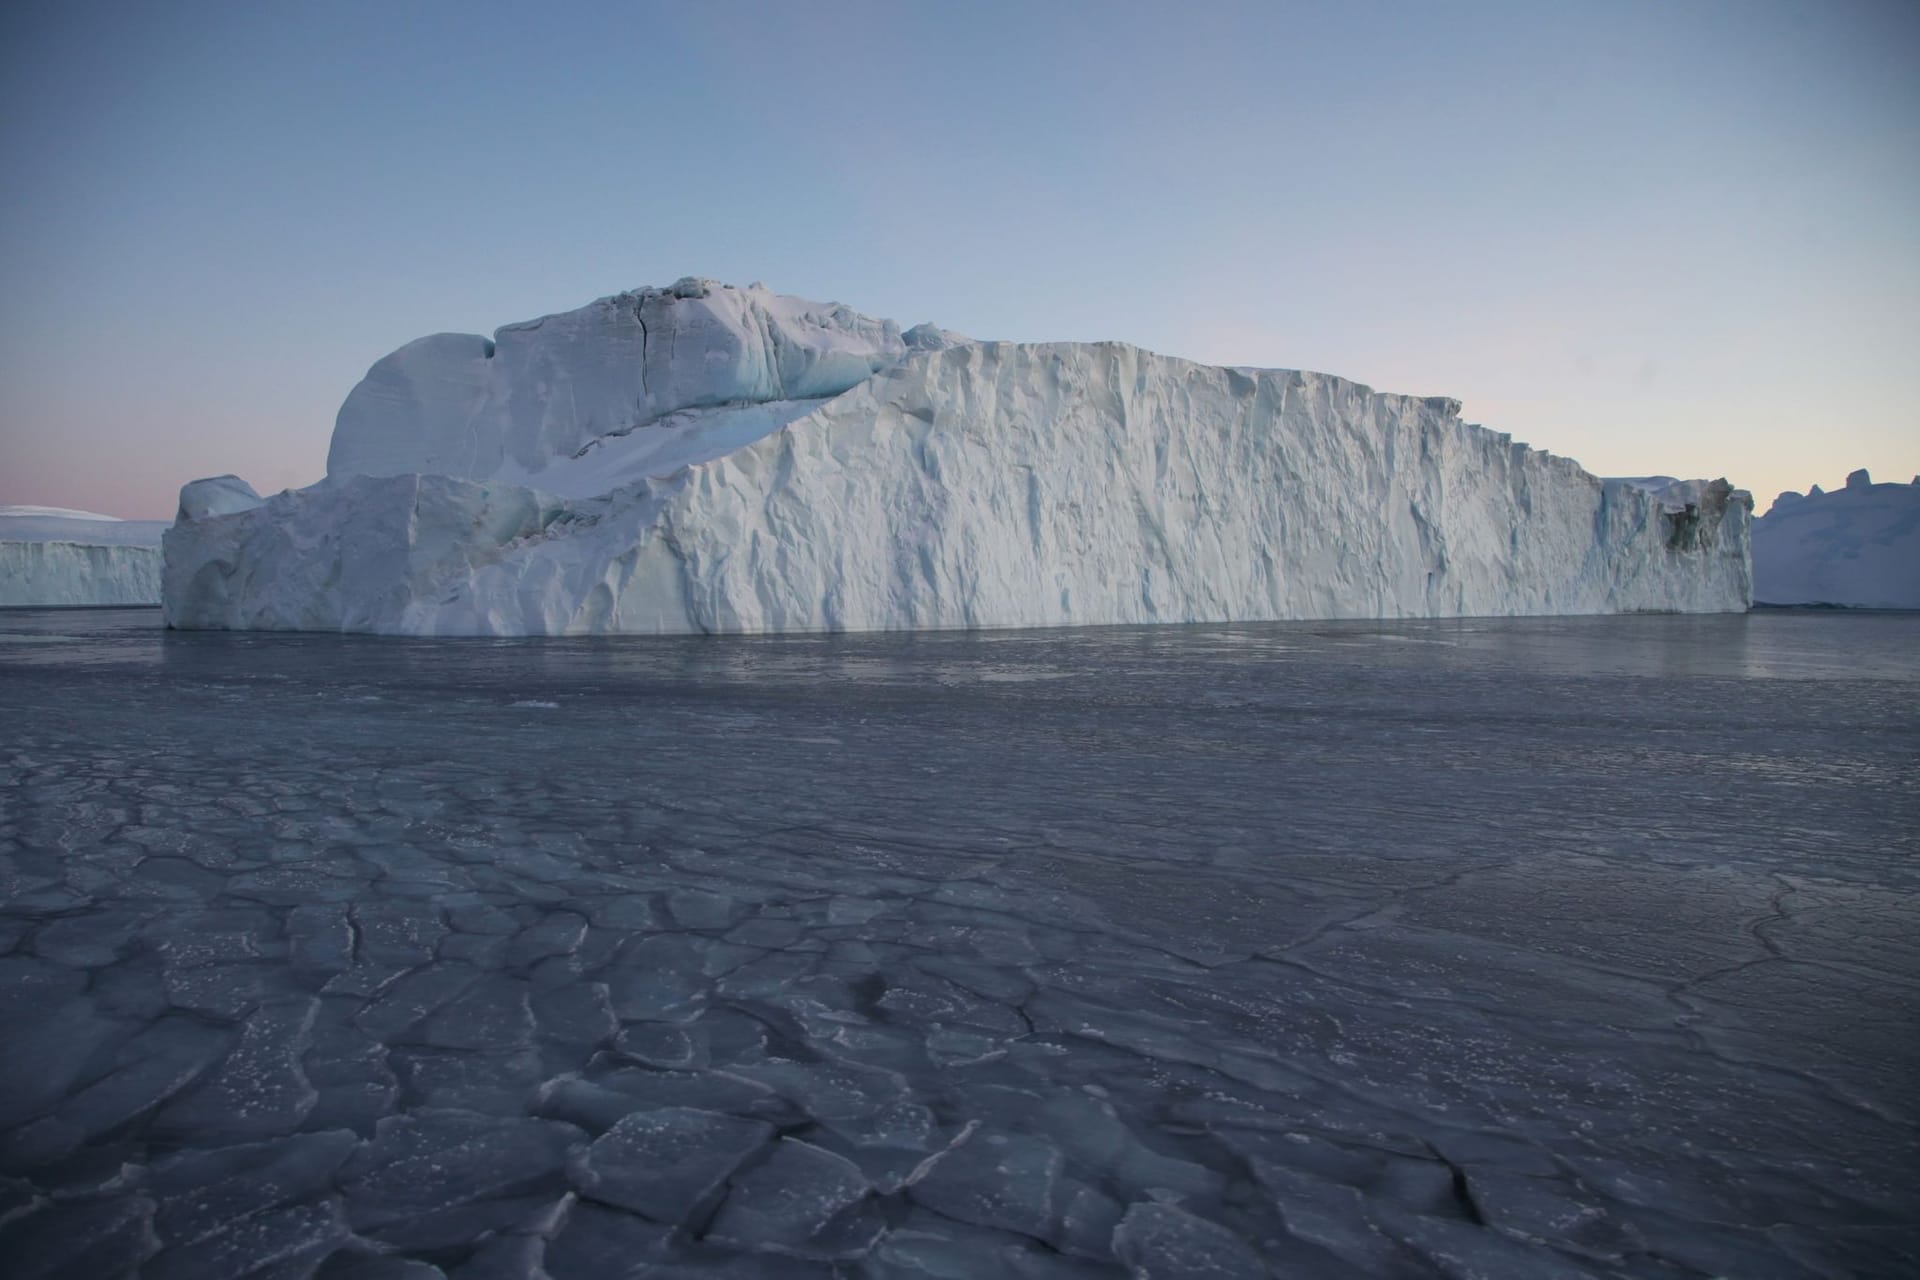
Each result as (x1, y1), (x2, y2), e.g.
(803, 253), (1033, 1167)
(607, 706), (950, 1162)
(1, 609), (1914, 1277)
(164, 279), (1752, 634)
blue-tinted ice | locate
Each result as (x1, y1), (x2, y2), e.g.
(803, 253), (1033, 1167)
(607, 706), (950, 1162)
(1, 608), (1915, 1277)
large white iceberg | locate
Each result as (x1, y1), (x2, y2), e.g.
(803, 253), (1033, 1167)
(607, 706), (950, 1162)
(1, 506), (168, 607)
(1751, 469), (1920, 608)
(165, 279), (1752, 635)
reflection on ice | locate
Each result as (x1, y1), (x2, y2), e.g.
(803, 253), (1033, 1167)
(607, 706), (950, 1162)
(0, 608), (1915, 1277)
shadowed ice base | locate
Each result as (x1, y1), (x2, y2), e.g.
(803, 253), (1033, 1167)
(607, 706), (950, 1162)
(0, 608), (1915, 1278)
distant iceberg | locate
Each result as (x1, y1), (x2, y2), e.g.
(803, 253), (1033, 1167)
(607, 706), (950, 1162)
(1753, 469), (1920, 608)
(1, 506), (167, 607)
(164, 278), (1753, 635)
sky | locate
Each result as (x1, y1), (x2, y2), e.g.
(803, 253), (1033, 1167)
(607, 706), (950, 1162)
(1, 0), (1915, 519)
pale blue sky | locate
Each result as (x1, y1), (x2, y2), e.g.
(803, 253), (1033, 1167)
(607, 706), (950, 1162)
(2, 0), (1914, 517)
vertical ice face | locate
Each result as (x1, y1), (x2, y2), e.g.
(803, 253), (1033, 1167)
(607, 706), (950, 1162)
(166, 281), (1752, 635)
(577, 343), (1751, 634)
(0, 506), (168, 606)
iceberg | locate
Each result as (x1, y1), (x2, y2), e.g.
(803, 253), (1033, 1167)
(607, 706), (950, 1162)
(1751, 469), (1920, 608)
(165, 279), (1753, 635)
(1, 505), (168, 607)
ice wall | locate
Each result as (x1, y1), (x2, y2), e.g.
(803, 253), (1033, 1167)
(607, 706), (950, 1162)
(0, 506), (167, 607)
(1752, 469), (1920, 608)
(166, 286), (1752, 636)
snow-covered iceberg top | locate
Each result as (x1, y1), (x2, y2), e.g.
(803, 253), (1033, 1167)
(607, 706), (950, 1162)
(327, 277), (967, 491)
(1752, 469), (1920, 608)
(166, 280), (1753, 635)
(1, 506), (167, 606)
(175, 475), (264, 523)
(0, 505), (169, 547)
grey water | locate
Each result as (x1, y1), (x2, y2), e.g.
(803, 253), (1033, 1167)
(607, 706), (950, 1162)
(1, 607), (1915, 1279)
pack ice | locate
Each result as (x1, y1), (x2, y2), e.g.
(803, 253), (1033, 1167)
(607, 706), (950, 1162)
(164, 279), (1753, 635)
(1752, 469), (1920, 609)
(0, 506), (168, 607)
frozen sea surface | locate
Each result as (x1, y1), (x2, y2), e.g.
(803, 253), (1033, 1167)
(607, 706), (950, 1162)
(1, 608), (1915, 1279)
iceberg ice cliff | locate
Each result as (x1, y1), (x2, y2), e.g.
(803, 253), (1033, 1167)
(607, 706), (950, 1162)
(1752, 469), (1920, 608)
(165, 278), (1752, 635)
(1, 506), (167, 606)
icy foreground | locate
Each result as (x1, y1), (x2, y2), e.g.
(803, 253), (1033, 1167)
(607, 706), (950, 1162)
(166, 280), (1751, 634)
(1753, 469), (1920, 608)
(0, 506), (167, 606)
(1, 609), (1915, 1277)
